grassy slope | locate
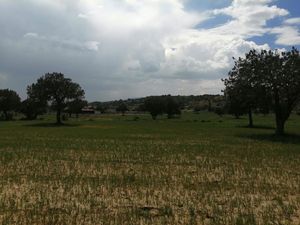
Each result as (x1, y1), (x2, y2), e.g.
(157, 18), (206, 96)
(0, 112), (299, 224)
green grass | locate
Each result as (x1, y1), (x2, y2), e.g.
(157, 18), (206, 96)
(0, 112), (300, 224)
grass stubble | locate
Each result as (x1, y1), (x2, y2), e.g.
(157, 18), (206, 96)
(0, 113), (299, 224)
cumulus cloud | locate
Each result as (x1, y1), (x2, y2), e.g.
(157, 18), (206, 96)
(212, 0), (288, 38)
(284, 17), (300, 25)
(271, 26), (300, 45)
(0, 0), (298, 100)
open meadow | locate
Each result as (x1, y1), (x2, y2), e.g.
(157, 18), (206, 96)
(0, 112), (300, 225)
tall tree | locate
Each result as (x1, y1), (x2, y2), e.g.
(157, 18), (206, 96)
(256, 48), (300, 135)
(28, 73), (85, 124)
(0, 89), (21, 120)
(224, 48), (300, 135)
(224, 54), (267, 127)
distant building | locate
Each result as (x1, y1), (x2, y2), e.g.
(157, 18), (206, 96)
(81, 106), (95, 114)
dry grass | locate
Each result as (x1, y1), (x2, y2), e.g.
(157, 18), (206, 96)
(0, 113), (299, 224)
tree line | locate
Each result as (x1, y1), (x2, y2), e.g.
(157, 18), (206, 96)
(0, 47), (299, 134)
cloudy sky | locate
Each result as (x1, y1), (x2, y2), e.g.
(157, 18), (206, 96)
(0, 0), (299, 101)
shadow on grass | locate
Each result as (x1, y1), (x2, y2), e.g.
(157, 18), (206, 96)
(24, 122), (81, 128)
(237, 125), (275, 130)
(239, 133), (300, 145)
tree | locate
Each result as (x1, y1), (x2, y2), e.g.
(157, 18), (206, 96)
(224, 48), (300, 135)
(66, 99), (88, 118)
(144, 96), (165, 120)
(96, 104), (108, 114)
(116, 101), (128, 116)
(20, 98), (47, 120)
(0, 89), (21, 120)
(144, 96), (181, 120)
(28, 73), (85, 124)
(164, 96), (181, 119)
(223, 54), (270, 127)
(256, 48), (300, 135)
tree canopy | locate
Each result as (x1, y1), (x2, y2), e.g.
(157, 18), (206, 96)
(224, 47), (300, 135)
(66, 99), (88, 118)
(20, 98), (47, 120)
(0, 89), (21, 120)
(28, 72), (85, 124)
(144, 96), (181, 120)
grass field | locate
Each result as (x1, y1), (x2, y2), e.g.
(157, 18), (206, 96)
(0, 112), (300, 225)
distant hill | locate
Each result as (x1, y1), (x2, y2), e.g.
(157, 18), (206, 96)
(89, 94), (225, 113)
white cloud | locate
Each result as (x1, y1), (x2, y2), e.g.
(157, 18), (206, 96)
(23, 32), (99, 52)
(284, 17), (300, 25)
(212, 0), (288, 38)
(0, 0), (297, 100)
(271, 26), (300, 45)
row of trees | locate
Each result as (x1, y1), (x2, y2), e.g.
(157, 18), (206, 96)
(143, 96), (181, 120)
(0, 73), (85, 124)
(1, 46), (299, 133)
(224, 47), (300, 135)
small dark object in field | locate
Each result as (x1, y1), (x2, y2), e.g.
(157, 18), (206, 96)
(219, 120), (223, 123)
(133, 116), (139, 121)
(138, 206), (173, 217)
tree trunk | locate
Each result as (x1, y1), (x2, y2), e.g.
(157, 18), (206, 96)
(3, 111), (8, 121)
(56, 109), (62, 125)
(275, 118), (285, 135)
(274, 89), (285, 135)
(248, 108), (253, 128)
(151, 113), (157, 120)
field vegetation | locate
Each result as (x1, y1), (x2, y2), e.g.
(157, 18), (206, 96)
(0, 112), (299, 224)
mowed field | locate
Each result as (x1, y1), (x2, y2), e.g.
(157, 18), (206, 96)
(0, 112), (300, 225)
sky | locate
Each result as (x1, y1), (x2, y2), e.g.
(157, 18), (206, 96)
(0, 0), (299, 101)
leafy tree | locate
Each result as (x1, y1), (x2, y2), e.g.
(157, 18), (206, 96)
(20, 98), (47, 120)
(96, 104), (108, 114)
(164, 96), (181, 119)
(144, 96), (181, 120)
(144, 96), (165, 120)
(28, 72), (85, 124)
(66, 99), (88, 118)
(224, 85), (248, 119)
(0, 89), (21, 120)
(225, 48), (300, 135)
(116, 101), (128, 116)
(224, 53), (270, 127)
(255, 48), (300, 135)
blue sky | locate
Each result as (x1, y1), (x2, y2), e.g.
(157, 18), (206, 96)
(0, 0), (299, 101)
(188, 0), (300, 49)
